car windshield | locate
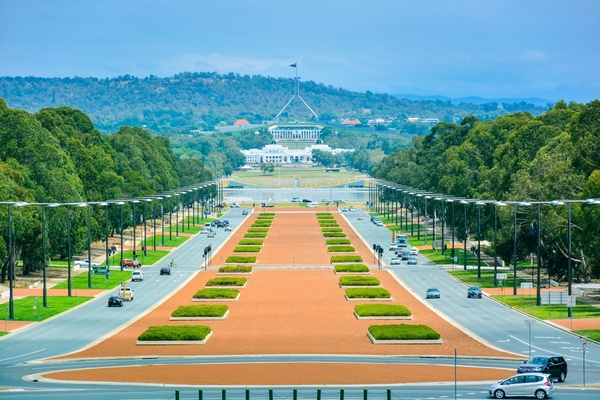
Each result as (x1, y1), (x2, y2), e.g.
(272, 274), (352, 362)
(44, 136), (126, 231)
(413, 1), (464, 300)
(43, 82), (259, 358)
(470, 286), (480, 290)
(427, 288), (438, 292)
(525, 357), (548, 365)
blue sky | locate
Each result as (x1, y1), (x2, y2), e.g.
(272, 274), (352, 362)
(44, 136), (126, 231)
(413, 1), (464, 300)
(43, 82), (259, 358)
(1, 0), (598, 102)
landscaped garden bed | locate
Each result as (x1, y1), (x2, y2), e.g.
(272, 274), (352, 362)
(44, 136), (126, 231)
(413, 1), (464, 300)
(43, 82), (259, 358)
(327, 245), (356, 253)
(367, 324), (441, 344)
(322, 228), (343, 232)
(244, 233), (267, 238)
(218, 265), (253, 274)
(233, 246), (261, 253)
(238, 239), (264, 246)
(354, 304), (412, 320)
(170, 305), (229, 320)
(206, 277), (247, 288)
(325, 239), (351, 245)
(225, 256), (257, 264)
(323, 232), (346, 238)
(339, 276), (380, 287)
(193, 288), (240, 301)
(248, 227), (269, 233)
(334, 264), (370, 274)
(251, 221), (272, 227)
(137, 325), (213, 345)
(331, 255), (362, 263)
(319, 222), (339, 227)
(345, 287), (392, 301)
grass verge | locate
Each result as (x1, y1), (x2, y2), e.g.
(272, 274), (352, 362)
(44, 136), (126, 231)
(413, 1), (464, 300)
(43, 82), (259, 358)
(0, 296), (93, 321)
(339, 276), (380, 286)
(193, 288), (240, 299)
(52, 270), (134, 290)
(335, 264), (369, 273)
(171, 305), (228, 318)
(225, 256), (257, 263)
(369, 324), (440, 340)
(345, 288), (391, 299)
(219, 266), (253, 273)
(138, 325), (211, 341)
(355, 304), (411, 317)
(206, 277), (247, 286)
(332, 255), (362, 263)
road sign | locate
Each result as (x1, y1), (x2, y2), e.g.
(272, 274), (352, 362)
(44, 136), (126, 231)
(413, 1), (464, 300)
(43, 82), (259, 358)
(497, 273), (508, 280)
(582, 342), (587, 353)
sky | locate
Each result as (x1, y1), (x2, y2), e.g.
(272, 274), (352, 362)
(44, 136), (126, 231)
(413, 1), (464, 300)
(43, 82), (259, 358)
(1, 0), (599, 103)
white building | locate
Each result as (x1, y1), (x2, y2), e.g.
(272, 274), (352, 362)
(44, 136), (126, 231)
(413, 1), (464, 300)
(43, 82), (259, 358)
(269, 124), (323, 142)
(240, 144), (353, 165)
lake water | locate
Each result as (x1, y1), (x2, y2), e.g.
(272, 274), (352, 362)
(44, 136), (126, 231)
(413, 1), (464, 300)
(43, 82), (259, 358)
(224, 187), (370, 203)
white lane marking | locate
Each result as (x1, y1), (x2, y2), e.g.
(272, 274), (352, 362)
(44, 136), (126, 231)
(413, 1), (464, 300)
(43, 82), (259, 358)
(0, 348), (47, 362)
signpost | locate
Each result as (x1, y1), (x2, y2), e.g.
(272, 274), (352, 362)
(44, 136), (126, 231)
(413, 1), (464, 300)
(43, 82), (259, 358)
(524, 319), (536, 358)
(582, 342), (587, 386)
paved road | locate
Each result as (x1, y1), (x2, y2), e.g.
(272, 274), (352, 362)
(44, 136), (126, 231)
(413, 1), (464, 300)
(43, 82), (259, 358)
(342, 208), (600, 386)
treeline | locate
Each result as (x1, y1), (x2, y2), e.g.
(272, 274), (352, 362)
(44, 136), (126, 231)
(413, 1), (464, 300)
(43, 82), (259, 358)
(0, 72), (546, 134)
(0, 100), (213, 279)
(372, 100), (600, 280)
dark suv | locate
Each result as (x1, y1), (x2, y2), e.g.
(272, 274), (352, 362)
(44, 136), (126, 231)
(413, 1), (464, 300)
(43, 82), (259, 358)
(517, 355), (568, 382)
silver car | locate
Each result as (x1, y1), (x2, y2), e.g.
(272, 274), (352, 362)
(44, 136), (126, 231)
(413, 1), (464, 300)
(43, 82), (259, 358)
(489, 373), (554, 399)
(425, 287), (440, 299)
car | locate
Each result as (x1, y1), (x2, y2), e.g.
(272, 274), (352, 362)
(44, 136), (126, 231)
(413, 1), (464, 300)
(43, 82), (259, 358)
(409, 247), (419, 256)
(207, 229), (216, 238)
(160, 266), (171, 275)
(306, 202), (318, 208)
(242, 209), (249, 215)
(489, 373), (554, 399)
(390, 257), (401, 265)
(374, 220), (384, 226)
(118, 287), (134, 301)
(426, 287), (440, 299)
(131, 270), (143, 282)
(340, 207), (348, 212)
(399, 250), (410, 260)
(107, 295), (123, 307)
(301, 199), (312, 203)
(230, 203), (240, 208)
(357, 215), (363, 220)
(389, 243), (398, 251)
(224, 225), (232, 231)
(122, 259), (142, 268)
(467, 285), (482, 298)
(348, 206), (355, 212)
(407, 256), (417, 265)
(517, 356), (568, 382)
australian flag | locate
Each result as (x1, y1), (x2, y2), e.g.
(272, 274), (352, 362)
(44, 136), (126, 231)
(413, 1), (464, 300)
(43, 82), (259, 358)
(289, 62), (297, 67)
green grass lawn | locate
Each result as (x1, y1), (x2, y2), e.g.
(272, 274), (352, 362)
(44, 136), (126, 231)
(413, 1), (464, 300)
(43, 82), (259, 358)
(0, 296), (93, 321)
(140, 234), (190, 248)
(493, 296), (600, 320)
(422, 249), (481, 267)
(573, 330), (600, 341)
(52, 270), (134, 290)
(447, 269), (530, 288)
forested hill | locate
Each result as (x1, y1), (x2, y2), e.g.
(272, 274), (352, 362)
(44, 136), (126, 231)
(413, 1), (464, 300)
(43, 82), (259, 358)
(0, 72), (547, 133)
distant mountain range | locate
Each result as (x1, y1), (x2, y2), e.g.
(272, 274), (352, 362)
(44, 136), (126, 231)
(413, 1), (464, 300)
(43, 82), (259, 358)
(394, 94), (552, 107)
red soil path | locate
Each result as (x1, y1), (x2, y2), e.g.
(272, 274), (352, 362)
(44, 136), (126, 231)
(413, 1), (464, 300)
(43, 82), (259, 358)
(41, 208), (521, 385)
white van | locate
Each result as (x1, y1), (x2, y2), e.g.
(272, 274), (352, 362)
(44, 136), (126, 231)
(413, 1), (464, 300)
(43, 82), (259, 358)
(306, 202), (318, 208)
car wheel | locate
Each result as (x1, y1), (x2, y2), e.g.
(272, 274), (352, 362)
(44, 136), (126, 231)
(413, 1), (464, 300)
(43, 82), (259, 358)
(493, 389), (505, 399)
(535, 389), (547, 399)
(559, 371), (566, 382)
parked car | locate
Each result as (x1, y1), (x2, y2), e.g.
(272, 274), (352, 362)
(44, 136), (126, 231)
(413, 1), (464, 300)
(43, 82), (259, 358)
(390, 257), (401, 265)
(407, 256), (418, 265)
(467, 285), (482, 298)
(489, 373), (554, 399)
(131, 270), (143, 282)
(122, 259), (141, 268)
(517, 356), (568, 382)
(426, 287), (440, 299)
(107, 295), (123, 307)
(160, 266), (171, 275)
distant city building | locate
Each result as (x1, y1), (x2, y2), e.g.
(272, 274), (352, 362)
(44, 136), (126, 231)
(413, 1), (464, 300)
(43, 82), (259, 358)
(269, 124), (323, 143)
(240, 144), (353, 165)
(421, 118), (440, 126)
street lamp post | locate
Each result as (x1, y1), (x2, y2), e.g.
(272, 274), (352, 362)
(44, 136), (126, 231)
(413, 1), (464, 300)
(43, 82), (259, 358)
(494, 202), (506, 287)
(461, 200), (468, 271)
(416, 194), (422, 240)
(476, 201), (485, 279)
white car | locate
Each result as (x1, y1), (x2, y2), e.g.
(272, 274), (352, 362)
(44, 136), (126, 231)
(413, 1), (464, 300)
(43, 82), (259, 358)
(410, 247), (419, 256)
(224, 225), (232, 231)
(489, 373), (554, 399)
(390, 257), (401, 265)
(131, 270), (143, 282)
(119, 287), (134, 301)
(389, 243), (398, 251)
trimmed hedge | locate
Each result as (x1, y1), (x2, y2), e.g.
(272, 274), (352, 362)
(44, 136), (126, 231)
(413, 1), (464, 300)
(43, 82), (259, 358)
(328, 245), (356, 252)
(325, 239), (351, 245)
(319, 222), (339, 227)
(331, 255), (362, 263)
(219, 265), (253, 273)
(225, 255), (257, 263)
(368, 324), (440, 340)
(339, 276), (381, 286)
(345, 288), (391, 299)
(233, 246), (261, 253)
(316, 212), (333, 216)
(355, 304), (411, 317)
(238, 239), (264, 246)
(244, 233), (267, 238)
(252, 221), (272, 226)
(323, 232), (346, 238)
(171, 305), (228, 318)
(138, 325), (211, 341)
(259, 213), (275, 217)
(248, 227), (269, 232)
(257, 214), (275, 219)
(316, 215), (334, 220)
(206, 277), (247, 286)
(193, 288), (240, 299)
(322, 228), (343, 232)
(334, 264), (369, 273)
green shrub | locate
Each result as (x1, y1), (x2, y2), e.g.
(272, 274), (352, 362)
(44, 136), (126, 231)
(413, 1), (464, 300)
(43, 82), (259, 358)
(138, 325), (211, 341)
(355, 304), (411, 317)
(244, 233), (267, 238)
(193, 288), (240, 299)
(219, 265), (253, 273)
(334, 264), (369, 273)
(238, 239), (264, 246)
(322, 228), (343, 232)
(252, 220), (272, 226)
(331, 255), (362, 263)
(319, 222), (339, 227)
(323, 232), (346, 238)
(171, 305), (228, 318)
(316, 212), (333, 216)
(206, 277), (247, 286)
(257, 214), (275, 219)
(345, 288), (391, 298)
(259, 213), (275, 217)
(233, 246), (261, 253)
(248, 227), (269, 232)
(316, 215), (334, 219)
(368, 324), (440, 340)
(225, 255), (257, 263)
(325, 239), (351, 245)
(328, 245), (355, 252)
(339, 276), (380, 286)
